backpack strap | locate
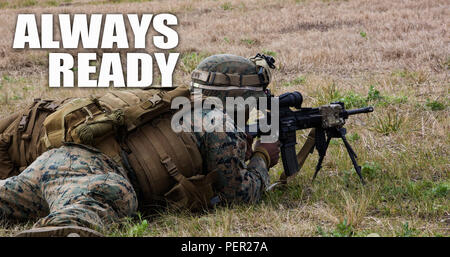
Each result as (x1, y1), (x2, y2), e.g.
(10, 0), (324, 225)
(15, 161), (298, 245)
(21, 99), (49, 164)
(17, 99), (46, 168)
(0, 133), (14, 179)
(146, 122), (201, 196)
(18, 106), (34, 168)
(144, 120), (214, 210)
(124, 86), (190, 131)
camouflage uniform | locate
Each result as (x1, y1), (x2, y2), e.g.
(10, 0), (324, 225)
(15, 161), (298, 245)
(0, 53), (273, 235)
(0, 143), (138, 232)
(188, 53), (273, 203)
(0, 108), (268, 232)
(191, 107), (269, 203)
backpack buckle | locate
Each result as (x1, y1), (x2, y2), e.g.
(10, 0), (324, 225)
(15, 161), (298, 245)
(150, 94), (162, 106)
(18, 114), (28, 131)
(41, 102), (59, 112)
(161, 156), (178, 177)
(142, 94), (162, 109)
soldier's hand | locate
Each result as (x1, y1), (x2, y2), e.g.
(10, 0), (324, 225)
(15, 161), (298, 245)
(253, 140), (281, 168)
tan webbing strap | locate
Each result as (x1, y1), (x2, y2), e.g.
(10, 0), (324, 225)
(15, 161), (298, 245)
(23, 101), (40, 164)
(23, 99), (52, 164)
(191, 70), (268, 87)
(124, 86), (190, 131)
(18, 101), (39, 168)
(30, 111), (49, 161)
(126, 90), (156, 103)
(160, 86), (190, 103)
(0, 133), (14, 179)
(109, 91), (141, 107)
(147, 123), (204, 203)
(154, 119), (198, 175)
(280, 129), (316, 183)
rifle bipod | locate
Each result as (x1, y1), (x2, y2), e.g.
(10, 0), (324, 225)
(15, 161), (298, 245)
(312, 127), (366, 185)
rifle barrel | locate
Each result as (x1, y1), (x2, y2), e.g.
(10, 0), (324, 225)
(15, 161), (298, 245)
(344, 106), (374, 116)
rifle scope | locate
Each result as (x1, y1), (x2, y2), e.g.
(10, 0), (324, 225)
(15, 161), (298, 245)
(278, 91), (303, 109)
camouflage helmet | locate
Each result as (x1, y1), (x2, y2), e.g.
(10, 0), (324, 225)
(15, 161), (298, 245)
(190, 53), (275, 99)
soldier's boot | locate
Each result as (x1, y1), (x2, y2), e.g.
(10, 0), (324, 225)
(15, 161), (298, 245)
(15, 226), (104, 237)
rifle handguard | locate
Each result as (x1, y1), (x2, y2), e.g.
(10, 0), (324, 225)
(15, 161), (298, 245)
(253, 146), (271, 168)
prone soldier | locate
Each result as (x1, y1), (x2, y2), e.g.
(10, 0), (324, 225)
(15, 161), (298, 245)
(0, 54), (280, 237)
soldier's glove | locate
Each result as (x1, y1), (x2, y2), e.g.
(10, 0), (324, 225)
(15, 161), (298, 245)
(253, 140), (281, 169)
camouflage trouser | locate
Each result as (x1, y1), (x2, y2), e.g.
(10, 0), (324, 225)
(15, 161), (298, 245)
(0, 144), (138, 232)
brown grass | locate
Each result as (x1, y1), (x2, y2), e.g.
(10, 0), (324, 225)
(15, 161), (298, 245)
(0, 0), (449, 237)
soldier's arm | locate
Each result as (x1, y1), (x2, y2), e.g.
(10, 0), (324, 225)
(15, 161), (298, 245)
(198, 130), (270, 203)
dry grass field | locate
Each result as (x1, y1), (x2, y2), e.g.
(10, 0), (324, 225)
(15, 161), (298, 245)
(0, 0), (448, 237)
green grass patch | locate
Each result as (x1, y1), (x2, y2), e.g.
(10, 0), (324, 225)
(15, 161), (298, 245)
(371, 112), (404, 135)
(262, 50), (277, 57)
(125, 218), (150, 237)
(425, 99), (446, 111)
(10, 94), (22, 101)
(45, 0), (59, 6)
(398, 222), (418, 237)
(366, 85), (382, 101)
(180, 52), (210, 74)
(348, 132), (360, 142)
(339, 91), (367, 108)
(391, 69), (429, 85)
(283, 76), (306, 87)
(361, 161), (381, 180)
(21, 0), (37, 7)
(240, 38), (257, 46)
(313, 84), (399, 108)
(221, 2), (232, 10)
(429, 182), (449, 198)
(317, 219), (354, 237)
(0, 1), (9, 8)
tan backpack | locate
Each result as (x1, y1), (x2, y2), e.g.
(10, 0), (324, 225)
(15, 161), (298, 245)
(0, 86), (217, 211)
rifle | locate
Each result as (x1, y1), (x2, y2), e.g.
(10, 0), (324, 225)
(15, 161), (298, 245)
(246, 90), (374, 185)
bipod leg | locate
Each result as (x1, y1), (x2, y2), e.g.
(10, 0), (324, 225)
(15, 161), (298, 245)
(338, 128), (365, 185)
(312, 136), (331, 182)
